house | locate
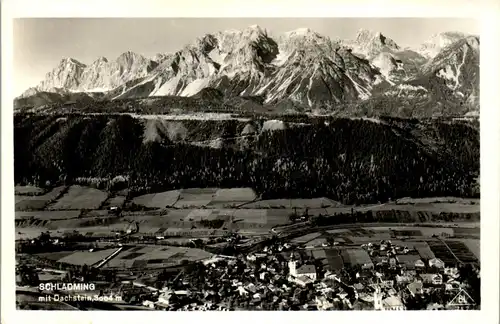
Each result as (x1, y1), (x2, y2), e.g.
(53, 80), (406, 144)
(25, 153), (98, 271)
(315, 296), (334, 310)
(246, 254), (257, 262)
(389, 258), (397, 267)
(245, 283), (257, 293)
(373, 256), (389, 265)
(396, 274), (412, 284)
(444, 267), (459, 278)
(142, 300), (155, 308)
(157, 291), (171, 306)
(407, 281), (423, 297)
(381, 296), (405, 311)
(289, 261), (317, 281)
(353, 283), (365, 291)
(236, 286), (248, 296)
(290, 275), (314, 287)
(414, 259), (425, 268)
(429, 258), (445, 269)
(396, 254), (421, 270)
(374, 286), (406, 311)
(420, 273), (443, 285)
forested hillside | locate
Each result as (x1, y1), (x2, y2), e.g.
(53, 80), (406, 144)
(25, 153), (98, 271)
(14, 113), (479, 205)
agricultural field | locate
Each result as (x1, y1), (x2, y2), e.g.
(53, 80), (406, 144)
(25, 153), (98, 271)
(326, 229), (351, 235)
(453, 227), (480, 236)
(82, 210), (110, 218)
(38, 270), (67, 282)
(414, 241), (436, 259)
(417, 227), (455, 237)
(243, 199), (292, 209)
(243, 198), (342, 209)
(209, 188), (257, 206)
(306, 237), (328, 246)
(266, 209), (293, 226)
(16, 228), (51, 241)
(324, 249), (344, 270)
(348, 236), (377, 244)
(185, 209), (216, 221)
(443, 240), (478, 263)
(15, 186), (67, 211)
(55, 248), (119, 266)
(460, 239), (480, 261)
(103, 195), (127, 209)
(129, 188), (348, 211)
(15, 210), (81, 221)
(354, 199), (480, 215)
(364, 229), (392, 239)
(395, 197), (480, 205)
(291, 232), (322, 244)
(391, 229), (422, 237)
(233, 209), (267, 224)
(173, 188), (218, 208)
(15, 185), (45, 195)
(131, 190), (180, 209)
(15, 199), (50, 211)
(36, 251), (75, 261)
(104, 245), (213, 269)
(426, 241), (454, 263)
(48, 185), (108, 210)
(289, 198), (342, 209)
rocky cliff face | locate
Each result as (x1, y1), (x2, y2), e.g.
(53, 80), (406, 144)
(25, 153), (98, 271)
(18, 26), (480, 117)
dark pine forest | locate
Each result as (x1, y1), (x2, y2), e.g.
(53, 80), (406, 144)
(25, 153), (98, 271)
(14, 113), (479, 205)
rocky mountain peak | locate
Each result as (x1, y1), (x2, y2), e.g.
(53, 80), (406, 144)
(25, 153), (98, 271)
(59, 57), (86, 67)
(357, 29), (399, 50)
(92, 56), (109, 65)
(418, 32), (470, 58)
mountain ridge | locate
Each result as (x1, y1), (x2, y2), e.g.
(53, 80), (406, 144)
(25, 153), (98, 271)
(17, 26), (480, 117)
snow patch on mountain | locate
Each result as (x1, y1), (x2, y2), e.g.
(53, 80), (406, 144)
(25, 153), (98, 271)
(371, 52), (398, 80)
(153, 76), (182, 96)
(417, 32), (469, 58)
(180, 78), (212, 97)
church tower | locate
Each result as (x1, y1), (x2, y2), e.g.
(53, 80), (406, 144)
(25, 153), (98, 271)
(288, 260), (297, 277)
(373, 286), (383, 310)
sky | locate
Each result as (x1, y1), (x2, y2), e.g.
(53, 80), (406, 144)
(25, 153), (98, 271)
(13, 18), (479, 96)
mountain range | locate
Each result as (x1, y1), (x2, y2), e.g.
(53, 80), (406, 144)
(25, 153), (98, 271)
(16, 26), (480, 117)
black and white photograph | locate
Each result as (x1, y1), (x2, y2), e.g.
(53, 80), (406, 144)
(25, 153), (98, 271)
(2, 1), (499, 322)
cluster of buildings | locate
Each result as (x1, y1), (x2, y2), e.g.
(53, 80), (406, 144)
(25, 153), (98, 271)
(125, 238), (477, 311)
(16, 232), (479, 311)
(338, 240), (477, 310)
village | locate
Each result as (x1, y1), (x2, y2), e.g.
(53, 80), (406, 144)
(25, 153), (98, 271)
(16, 230), (480, 311)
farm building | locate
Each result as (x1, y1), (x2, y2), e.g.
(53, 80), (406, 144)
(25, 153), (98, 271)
(396, 254), (423, 270)
(420, 273), (443, 285)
